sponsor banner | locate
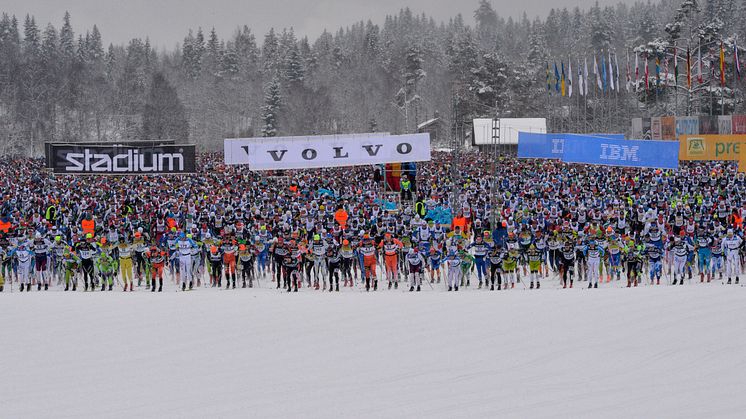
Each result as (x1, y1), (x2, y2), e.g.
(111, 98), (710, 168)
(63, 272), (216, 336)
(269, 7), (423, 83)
(718, 116), (733, 135)
(651, 117), (662, 140)
(517, 133), (625, 159)
(699, 116), (718, 134)
(676, 116), (700, 137)
(733, 115), (746, 134)
(631, 118), (643, 139)
(47, 144), (196, 174)
(562, 136), (679, 169)
(225, 133), (431, 170)
(678, 134), (746, 161)
(44, 141), (177, 169)
(517, 132), (566, 159)
(661, 116), (676, 140)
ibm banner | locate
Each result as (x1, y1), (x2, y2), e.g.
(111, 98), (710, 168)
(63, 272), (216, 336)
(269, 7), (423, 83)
(562, 136), (679, 169)
(517, 133), (625, 159)
(224, 133), (431, 170)
(47, 144), (196, 174)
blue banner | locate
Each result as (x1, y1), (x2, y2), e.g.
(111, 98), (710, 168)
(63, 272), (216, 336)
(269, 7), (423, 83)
(517, 132), (566, 159)
(562, 137), (679, 169)
(517, 133), (626, 159)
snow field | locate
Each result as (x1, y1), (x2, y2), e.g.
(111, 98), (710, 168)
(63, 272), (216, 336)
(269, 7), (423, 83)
(1, 279), (745, 418)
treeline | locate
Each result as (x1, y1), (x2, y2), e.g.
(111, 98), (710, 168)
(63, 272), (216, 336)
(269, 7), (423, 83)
(0, 0), (745, 155)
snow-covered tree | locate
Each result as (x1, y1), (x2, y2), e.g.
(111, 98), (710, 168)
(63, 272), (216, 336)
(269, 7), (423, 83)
(261, 77), (281, 137)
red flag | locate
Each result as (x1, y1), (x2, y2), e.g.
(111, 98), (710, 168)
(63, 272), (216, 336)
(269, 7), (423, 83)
(686, 47), (691, 88)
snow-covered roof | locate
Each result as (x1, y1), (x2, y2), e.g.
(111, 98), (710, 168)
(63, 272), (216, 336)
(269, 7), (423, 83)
(417, 118), (440, 130)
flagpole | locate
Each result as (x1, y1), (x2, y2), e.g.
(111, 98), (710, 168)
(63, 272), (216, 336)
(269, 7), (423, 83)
(673, 43), (679, 116)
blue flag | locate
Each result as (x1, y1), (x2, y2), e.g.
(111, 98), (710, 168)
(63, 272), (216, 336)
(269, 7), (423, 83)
(601, 53), (608, 93)
(554, 62), (560, 93)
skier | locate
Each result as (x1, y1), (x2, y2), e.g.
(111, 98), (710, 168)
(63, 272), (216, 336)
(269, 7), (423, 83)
(560, 240), (576, 288)
(406, 247), (426, 292)
(11, 243), (34, 292)
(146, 245), (167, 292)
(584, 240), (603, 289)
(487, 245), (504, 290)
(526, 243), (542, 289)
(96, 250), (116, 291)
(721, 229), (742, 284)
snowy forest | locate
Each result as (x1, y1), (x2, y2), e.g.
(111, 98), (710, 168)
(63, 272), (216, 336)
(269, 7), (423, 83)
(0, 0), (745, 155)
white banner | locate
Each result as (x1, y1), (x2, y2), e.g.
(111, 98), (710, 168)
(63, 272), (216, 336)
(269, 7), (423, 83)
(224, 133), (431, 170)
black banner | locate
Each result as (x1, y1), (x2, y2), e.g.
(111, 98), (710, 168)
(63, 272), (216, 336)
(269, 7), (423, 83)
(47, 144), (196, 174)
(44, 141), (177, 169)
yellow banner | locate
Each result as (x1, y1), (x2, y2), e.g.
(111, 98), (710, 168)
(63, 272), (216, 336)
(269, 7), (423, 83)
(679, 135), (746, 161)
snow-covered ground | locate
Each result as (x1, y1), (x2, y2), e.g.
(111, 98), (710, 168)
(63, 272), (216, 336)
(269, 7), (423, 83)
(1, 277), (745, 418)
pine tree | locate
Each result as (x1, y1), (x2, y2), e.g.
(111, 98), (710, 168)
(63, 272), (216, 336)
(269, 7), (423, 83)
(474, 0), (499, 50)
(142, 72), (188, 141)
(88, 25), (104, 62)
(262, 28), (280, 74)
(23, 15), (40, 56)
(261, 77), (281, 137)
(285, 43), (304, 84)
(59, 11), (75, 60)
(105, 43), (116, 81)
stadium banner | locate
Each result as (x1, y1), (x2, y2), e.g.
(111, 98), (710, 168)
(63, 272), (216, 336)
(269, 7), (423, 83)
(699, 116), (718, 134)
(517, 133), (625, 159)
(44, 140), (177, 169)
(661, 116), (676, 140)
(562, 136), (679, 169)
(47, 144), (196, 174)
(678, 135), (746, 161)
(224, 133), (431, 170)
(718, 115), (733, 135)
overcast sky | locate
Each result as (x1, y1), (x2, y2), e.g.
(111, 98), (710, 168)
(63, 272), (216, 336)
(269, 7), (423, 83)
(3, 0), (631, 49)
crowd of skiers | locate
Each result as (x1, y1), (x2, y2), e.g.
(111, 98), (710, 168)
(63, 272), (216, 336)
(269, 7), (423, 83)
(1, 152), (745, 293)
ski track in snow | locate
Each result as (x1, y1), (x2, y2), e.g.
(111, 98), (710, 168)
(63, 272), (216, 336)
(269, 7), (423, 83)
(1, 278), (745, 419)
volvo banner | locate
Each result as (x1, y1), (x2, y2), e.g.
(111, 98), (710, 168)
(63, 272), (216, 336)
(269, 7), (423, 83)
(224, 133), (431, 170)
(47, 144), (196, 174)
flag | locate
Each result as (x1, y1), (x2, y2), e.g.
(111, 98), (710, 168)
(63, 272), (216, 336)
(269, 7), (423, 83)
(735, 40), (741, 80)
(578, 59), (584, 97)
(626, 50), (631, 92)
(554, 62), (560, 93)
(720, 41), (725, 87)
(602, 53), (608, 92)
(546, 62), (551, 92)
(584, 57), (589, 96)
(635, 52), (639, 85)
(674, 46), (679, 86)
(663, 57), (669, 86)
(655, 55), (660, 86)
(697, 45), (703, 84)
(644, 53), (649, 90)
(594, 55), (601, 90)
(608, 50), (615, 91)
(615, 53), (620, 92)
(568, 59), (573, 97)
(561, 61), (566, 96)
(686, 47), (691, 88)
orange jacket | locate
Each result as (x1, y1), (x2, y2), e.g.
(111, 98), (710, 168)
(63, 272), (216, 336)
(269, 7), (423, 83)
(81, 219), (95, 235)
(451, 216), (467, 234)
